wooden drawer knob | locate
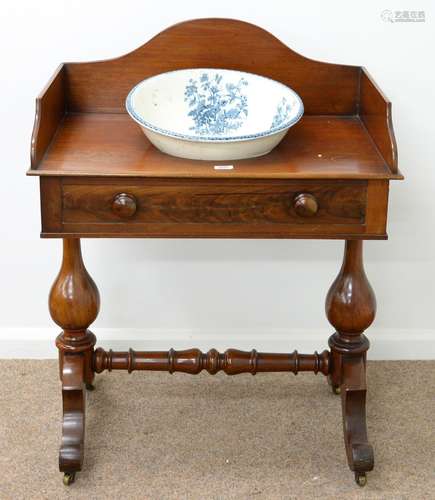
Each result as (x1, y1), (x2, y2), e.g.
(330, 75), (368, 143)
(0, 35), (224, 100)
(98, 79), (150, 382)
(112, 193), (137, 218)
(293, 193), (318, 217)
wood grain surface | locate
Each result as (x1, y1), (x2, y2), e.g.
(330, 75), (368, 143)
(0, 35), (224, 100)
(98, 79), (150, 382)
(29, 19), (400, 179)
(39, 176), (389, 239)
(64, 18), (359, 115)
(30, 114), (400, 180)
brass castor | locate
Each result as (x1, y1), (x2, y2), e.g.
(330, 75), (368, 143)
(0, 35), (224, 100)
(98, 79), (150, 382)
(85, 383), (95, 391)
(355, 472), (367, 487)
(63, 472), (76, 486)
(332, 385), (341, 395)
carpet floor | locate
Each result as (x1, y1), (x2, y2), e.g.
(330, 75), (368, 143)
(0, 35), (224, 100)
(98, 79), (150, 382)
(1, 360), (434, 500)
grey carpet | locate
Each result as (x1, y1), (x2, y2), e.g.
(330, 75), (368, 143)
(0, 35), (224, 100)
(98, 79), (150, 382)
(1, 360), (434, 499)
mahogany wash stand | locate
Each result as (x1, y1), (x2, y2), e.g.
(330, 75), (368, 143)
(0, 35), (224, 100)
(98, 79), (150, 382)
(28, 19), (402, 487)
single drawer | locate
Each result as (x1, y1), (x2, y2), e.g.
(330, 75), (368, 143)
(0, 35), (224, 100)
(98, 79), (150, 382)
(40, 177), (388, 238)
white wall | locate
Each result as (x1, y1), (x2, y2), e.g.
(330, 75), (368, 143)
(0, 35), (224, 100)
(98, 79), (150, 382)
(1, 0), (434, 358)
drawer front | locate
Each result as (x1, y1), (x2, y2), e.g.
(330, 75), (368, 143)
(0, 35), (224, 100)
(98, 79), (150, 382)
(40, 177), (388, 238)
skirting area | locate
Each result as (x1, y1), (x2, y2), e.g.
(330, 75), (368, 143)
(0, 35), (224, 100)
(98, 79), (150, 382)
(2, 328), (435, 359)
(1, 360), (434, 499)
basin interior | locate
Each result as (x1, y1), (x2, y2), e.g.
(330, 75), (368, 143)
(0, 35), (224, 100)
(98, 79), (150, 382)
(127, 69), (303, 141)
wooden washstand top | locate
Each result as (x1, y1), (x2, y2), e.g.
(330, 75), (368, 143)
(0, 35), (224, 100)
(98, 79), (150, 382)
(28, 18), (401, 182)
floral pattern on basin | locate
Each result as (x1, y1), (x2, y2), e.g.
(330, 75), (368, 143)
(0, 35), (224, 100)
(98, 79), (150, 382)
(270, 97), (292, 130)
(125, 68), (304, 160)
(184, 73), (248, 135)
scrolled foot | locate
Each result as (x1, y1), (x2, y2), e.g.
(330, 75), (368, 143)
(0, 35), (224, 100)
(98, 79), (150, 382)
(340, 359), (374, 476)
(60, 354), (85, 476)
(63, 472), (76, 486)
(355, 471), (367, 487)
(332, 384), (341, 395)
(85, 383), (95, 391)
(350, 442), (374, 472)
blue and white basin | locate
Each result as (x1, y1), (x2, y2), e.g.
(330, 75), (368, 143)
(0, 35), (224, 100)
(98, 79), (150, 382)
(126, 68), (303, 161)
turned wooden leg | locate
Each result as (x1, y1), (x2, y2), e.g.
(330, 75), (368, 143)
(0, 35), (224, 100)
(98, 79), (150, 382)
(325, 240), (376, 486)
(49, 239), (100, 485)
